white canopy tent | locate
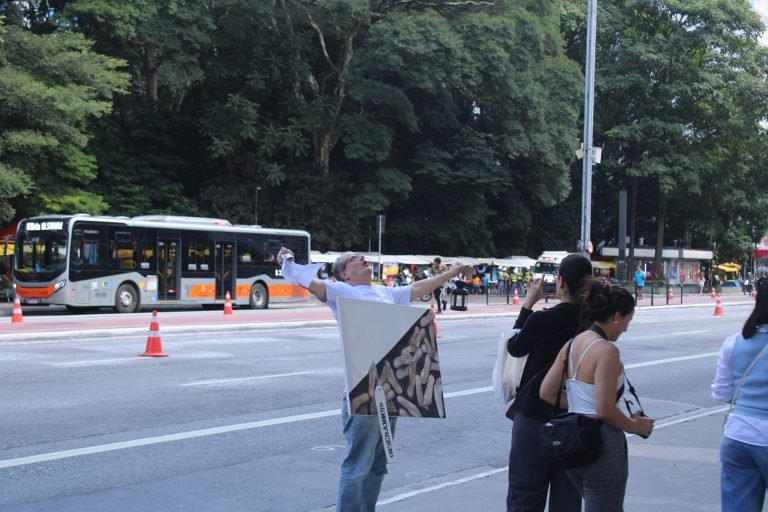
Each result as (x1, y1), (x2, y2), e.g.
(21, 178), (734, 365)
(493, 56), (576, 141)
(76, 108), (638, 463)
(492, 256), (537, 268)
(311, 251), (537, 268)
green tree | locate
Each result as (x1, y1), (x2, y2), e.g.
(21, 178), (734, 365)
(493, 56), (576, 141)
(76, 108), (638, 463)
(0, 12), (128, 222)
(565, 0), (768, 275)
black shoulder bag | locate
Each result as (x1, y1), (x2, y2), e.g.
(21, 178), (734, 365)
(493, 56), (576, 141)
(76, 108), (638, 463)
(539, 339), (603, 469)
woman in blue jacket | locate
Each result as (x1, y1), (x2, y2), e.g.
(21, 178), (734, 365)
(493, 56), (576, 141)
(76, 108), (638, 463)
(711, 276), (768, 512)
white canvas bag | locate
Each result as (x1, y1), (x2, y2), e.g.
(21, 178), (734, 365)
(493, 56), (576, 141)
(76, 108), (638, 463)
(492, 328), (527, 407)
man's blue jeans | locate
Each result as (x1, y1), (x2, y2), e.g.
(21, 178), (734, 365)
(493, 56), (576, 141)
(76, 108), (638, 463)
(720, 436), (768, 512)
(336, 396), (396, 512)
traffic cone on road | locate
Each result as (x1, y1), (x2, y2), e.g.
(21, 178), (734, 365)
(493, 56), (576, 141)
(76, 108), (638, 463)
(752, 288), (757, 298)
(224, 291), (233, 315)
(711, 288), (717, 299)
(667, 288), (675, 301)
(11, 296), (23, 323)
(139, 310), (168, 357)
(713, 296), (724, 317)
(430, 304), (441, 338)
(512, 288), (520, 305)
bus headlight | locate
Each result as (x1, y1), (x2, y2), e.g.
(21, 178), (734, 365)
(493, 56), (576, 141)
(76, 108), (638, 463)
(54, 280), (66, 292)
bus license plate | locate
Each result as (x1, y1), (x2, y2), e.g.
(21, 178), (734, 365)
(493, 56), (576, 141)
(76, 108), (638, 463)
(26, 299), (39, 304)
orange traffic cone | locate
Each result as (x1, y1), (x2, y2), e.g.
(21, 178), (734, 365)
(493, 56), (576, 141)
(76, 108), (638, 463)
(512, 288), (520, 305)
(667, 288), (675, 301)
(224, 291), (233, 315)
(711, 288), (717, 299)
(430, 304), (441, 338)
(11, 296), (23, 323)
(140, 310), (168, 357)
(713, 296), (724, 317)
(752, 287), (757, 298)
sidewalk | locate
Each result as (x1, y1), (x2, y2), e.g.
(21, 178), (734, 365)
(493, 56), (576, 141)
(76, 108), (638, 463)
(373, 406), (730, 512)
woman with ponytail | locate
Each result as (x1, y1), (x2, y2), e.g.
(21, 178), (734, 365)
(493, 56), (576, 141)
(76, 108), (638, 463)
(505, 254), (593, 512)
(540, 282), (654, 511)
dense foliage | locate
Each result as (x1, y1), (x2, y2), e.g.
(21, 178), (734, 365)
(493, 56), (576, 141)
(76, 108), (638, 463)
(1, 0), (766, 264)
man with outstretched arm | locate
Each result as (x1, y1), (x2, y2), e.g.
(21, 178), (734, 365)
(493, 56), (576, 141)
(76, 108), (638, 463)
(277, 247), (465, 512)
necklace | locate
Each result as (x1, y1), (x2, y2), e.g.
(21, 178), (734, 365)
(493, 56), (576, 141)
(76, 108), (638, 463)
(589, 323), (608, 340)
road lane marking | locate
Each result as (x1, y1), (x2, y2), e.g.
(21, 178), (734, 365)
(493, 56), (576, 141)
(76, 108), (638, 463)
(0, 350), (721, 470)
(377, 467), (508, 506)
(622, 329), (713, 341)
(181, 371), (314, 386)
(49, 358), (143, 367)
(0, 410), (338, 470)
(625, 352), (718, 369)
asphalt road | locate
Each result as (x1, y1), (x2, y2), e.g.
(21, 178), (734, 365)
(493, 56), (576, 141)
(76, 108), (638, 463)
(0, 304), (759, 511)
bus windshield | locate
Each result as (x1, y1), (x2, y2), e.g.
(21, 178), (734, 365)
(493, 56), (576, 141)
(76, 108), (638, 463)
(14, 224), (68, 280)
(533, 262), (558, 275)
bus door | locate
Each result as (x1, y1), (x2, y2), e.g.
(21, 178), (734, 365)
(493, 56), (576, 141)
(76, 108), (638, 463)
(215, 241), (236, 300)
(158, 239), (180, 300)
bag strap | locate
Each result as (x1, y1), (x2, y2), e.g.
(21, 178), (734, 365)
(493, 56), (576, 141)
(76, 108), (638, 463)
(622, 372), (643, 415)
(553, 338), (575, 413)
(727, 340), (768, 420)
(571, 338), (605, 380)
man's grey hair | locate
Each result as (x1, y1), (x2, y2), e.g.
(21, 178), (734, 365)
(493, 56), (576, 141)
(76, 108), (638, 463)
(332, 252), (355, 282)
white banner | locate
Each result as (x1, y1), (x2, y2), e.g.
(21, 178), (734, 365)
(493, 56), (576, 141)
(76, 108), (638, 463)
(338, 297), (446, 419)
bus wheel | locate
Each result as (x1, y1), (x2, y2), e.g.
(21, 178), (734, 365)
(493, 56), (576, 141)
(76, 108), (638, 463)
(249, 283), (268, 309)
(115, 284), (139, 313)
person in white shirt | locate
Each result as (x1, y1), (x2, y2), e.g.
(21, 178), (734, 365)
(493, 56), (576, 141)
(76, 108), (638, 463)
(277, 247), (465, 512)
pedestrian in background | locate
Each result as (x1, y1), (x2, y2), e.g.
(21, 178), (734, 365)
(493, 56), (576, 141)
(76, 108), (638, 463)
(711, 276), (768, 512)
(540, 283), (654, 511)
(431, 257), (446, 313)
(504, 253), (594, 512)
(634, 265), (645, 301)
(278, 247), (466, 512)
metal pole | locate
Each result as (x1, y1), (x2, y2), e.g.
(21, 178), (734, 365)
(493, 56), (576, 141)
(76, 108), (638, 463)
(377, 229), (382, 283)
(254, 186), (261, 225)
(580, 0), (598, 256)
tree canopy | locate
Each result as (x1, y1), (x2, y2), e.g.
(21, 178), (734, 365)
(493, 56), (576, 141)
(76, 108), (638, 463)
(1, 0), (766, 265)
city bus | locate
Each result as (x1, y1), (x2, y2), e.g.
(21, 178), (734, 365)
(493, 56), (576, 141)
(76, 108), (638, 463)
(12, 214), (311, 313)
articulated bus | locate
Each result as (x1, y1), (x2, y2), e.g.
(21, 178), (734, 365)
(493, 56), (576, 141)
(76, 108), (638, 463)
(12, 214), (311, 313)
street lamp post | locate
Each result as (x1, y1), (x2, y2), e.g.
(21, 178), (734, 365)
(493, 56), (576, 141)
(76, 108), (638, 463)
(579, 0), (598, 257)
(749, 224), (758, 278)
(254, 186), (261, 225)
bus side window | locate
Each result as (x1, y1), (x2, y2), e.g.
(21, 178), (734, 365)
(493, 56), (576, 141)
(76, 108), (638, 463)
(138, 229), (156, 271)
(70, 224), (108, 269)
(110, 228), (136, 270)
(183, 236), (211, 273)
(264, 239), (282, 263)
(71, 241), (83, 267)
(280, 236), (308, 264)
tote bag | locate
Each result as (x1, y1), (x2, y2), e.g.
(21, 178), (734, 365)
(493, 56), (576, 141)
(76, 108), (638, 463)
(491, 329), (527, 407)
